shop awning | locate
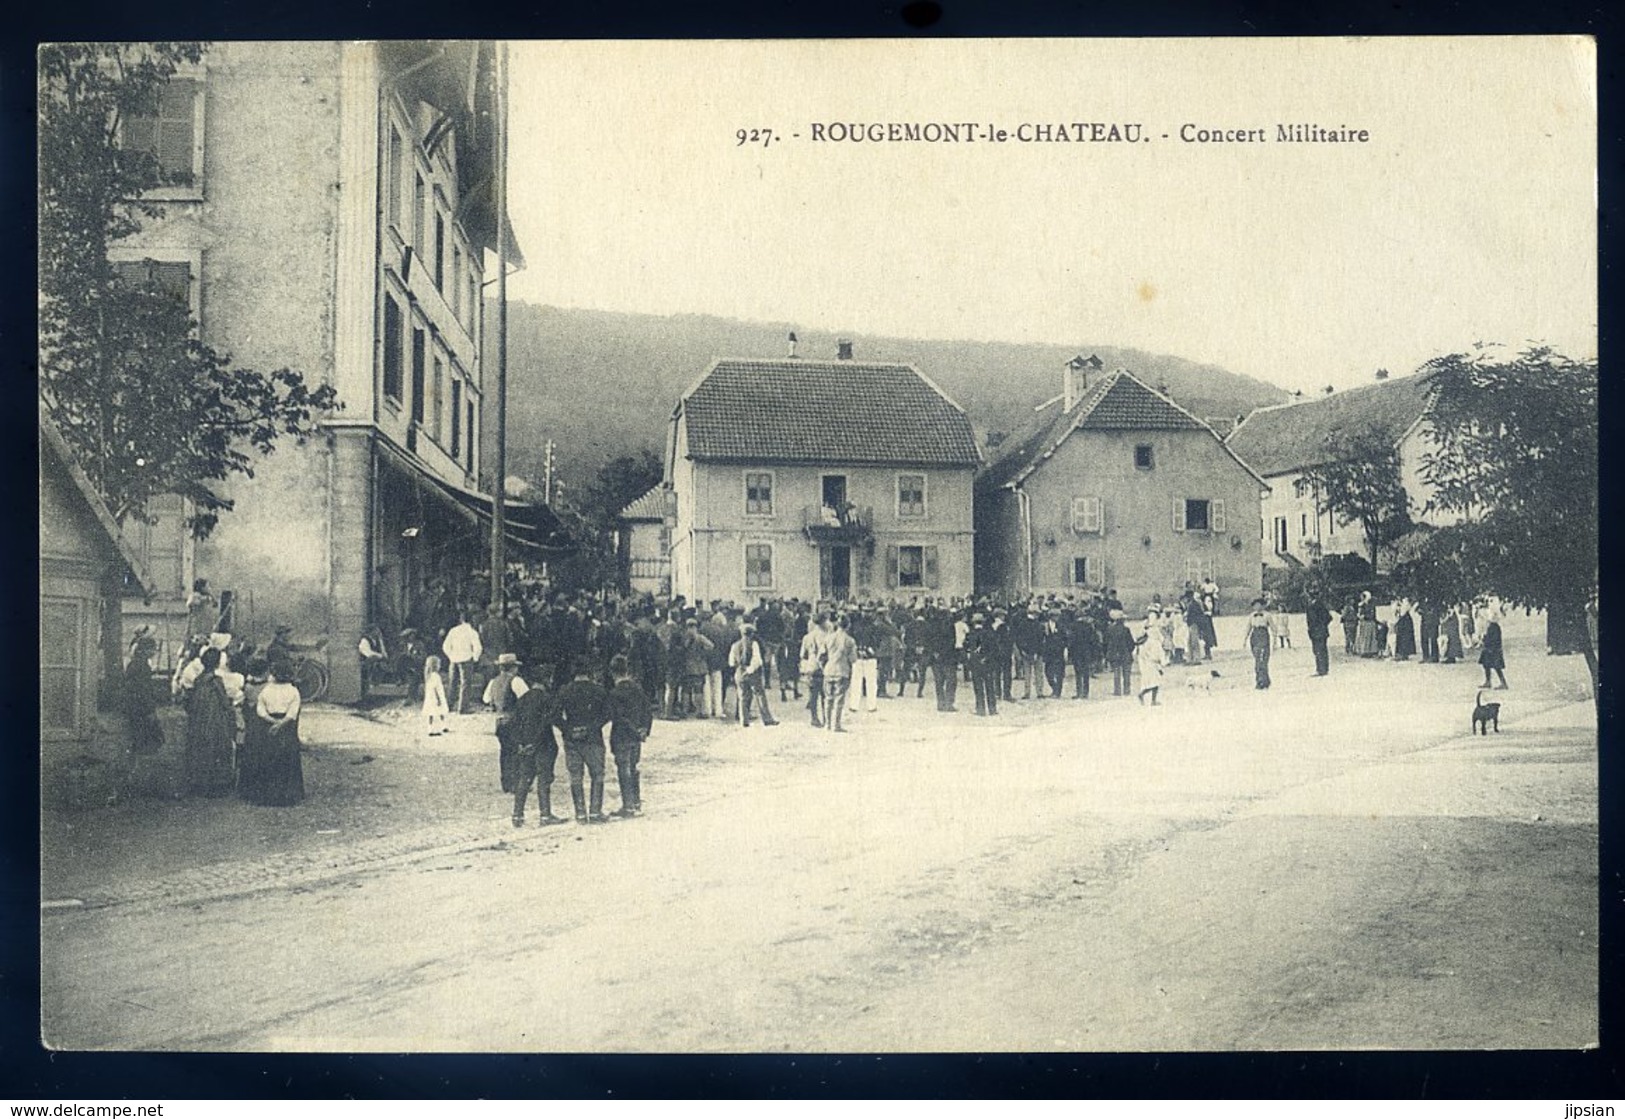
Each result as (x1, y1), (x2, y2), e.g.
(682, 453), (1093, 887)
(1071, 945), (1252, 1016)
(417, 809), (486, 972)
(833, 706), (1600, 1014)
(376, 439), (573, 558)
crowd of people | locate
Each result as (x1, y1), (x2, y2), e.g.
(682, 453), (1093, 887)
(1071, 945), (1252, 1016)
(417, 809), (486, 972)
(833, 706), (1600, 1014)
(124, 568), (1519, 819)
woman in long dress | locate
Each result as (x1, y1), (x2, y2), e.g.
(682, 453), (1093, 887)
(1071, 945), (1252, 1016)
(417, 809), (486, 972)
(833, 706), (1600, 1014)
(1442, 607), (1465, 663)
(1478, 614), (1508, 689)
(123, 638), (165, 755)
(1393, 601), (1417, 661)
(1353, 591), (1381, 657)
(184, 647), (236, 796)
(239, 659), (305, 806)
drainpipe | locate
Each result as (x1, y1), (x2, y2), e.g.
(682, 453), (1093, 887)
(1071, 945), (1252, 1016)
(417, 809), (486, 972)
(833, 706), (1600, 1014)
(1016, 486), (1034, 594)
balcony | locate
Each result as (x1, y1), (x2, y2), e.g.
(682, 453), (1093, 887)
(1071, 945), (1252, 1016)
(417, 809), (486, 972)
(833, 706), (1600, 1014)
(802, 503), (874, 546)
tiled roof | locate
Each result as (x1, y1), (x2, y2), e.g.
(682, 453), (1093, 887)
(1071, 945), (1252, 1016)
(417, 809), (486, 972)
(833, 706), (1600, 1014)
(978, 370), (1215, 490)
(619, 485), (665, 521)
(678, 359), (980, 467)
(1225, 374), (1434, 477)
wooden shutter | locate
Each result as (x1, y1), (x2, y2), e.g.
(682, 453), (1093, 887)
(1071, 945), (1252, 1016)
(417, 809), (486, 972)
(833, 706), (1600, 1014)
(1071, 496), (1088, 534)
(1066, 558), (1078, 586)
(1083, 496), (1102, 534)
(886, 545), (900, 589)
(1211, 499), (1227, 533)
(924, 546), (940, 589)
(1172, 498), (1186, 532)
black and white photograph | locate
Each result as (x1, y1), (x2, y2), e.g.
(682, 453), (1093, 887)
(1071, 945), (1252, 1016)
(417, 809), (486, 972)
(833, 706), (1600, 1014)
(37, 36), (1598, 1053)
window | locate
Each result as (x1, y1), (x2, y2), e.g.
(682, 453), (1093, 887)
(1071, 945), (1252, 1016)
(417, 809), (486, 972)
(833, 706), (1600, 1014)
(41, 598), (85, 734)
(450, 379), (462, 456)
(432, 355), (445, 442)
(111, 258), (193, 308)
(745, 543), (774, 589)
(897, 545), (924, 587)
(387, 126), (403, 229)
(1134, 444), (1154, 470)
(410, 326), (426, 427)
(413, 173), (426, 258)
(1071, 556), (1093, 586)
(451, 244), (463, 320)
(123, 78), (200, 187)
(1300, 512), (1309, 539)
(465, 398), (476, 471)
(744, 471), (774, 516)
(382, 294), (404, 403)
(898, 474), (927, 518)
(1173, 498), (1226, 533)
(1185, 557), (1215, 583)
(434, 210), (446, 290)
(885, 544), (939, 589)
(468, 270), (479, 332)
(1071, 495), (1102, 534)
(1273, 516), (1289, 554)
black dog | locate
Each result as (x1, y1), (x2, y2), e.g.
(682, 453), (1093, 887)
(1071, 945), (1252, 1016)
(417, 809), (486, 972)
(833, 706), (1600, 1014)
(1472, 690), (1501, 735)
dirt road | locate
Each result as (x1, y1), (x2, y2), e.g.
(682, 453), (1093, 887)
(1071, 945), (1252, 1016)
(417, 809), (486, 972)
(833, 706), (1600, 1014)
(42, 638), (1596, 1051)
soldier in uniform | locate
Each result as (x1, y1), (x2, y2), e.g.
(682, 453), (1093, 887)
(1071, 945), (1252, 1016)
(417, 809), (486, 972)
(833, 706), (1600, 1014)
(549, 657), (615, 824)
(607, 654), (653, 817)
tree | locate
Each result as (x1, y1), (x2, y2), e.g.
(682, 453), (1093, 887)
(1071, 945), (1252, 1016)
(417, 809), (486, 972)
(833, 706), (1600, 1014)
(544, 450), (664, 594)
(38, 42), (338, 538)
(1298, 421), (1413, 573)
(1419, 345), (1598, 697)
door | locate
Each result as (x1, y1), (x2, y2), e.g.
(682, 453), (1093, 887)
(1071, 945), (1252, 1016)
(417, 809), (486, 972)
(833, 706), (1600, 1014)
(821, 546), (851, 600)
(821, 474), (848, 509)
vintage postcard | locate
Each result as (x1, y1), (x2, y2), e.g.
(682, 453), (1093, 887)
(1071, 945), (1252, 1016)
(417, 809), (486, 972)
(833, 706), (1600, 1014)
(38, 36), (1597, 1052)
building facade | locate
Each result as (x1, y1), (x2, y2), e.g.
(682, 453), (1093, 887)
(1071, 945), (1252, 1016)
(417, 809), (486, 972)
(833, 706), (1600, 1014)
(1225, 373), (1453, 570)
(666, 356), (981, 603)
(976, 362), (1267, 614)
(617, 485), (671, 596)
(100, 41), (528, 700)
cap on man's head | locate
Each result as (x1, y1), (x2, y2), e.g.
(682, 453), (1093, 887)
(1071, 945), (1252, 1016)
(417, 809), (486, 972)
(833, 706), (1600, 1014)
(497, 652), (521, 667)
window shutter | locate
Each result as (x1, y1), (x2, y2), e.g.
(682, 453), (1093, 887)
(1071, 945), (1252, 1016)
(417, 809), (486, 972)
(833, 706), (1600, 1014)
(1172, 498), (1186, 532)
(886, 545), (900, 589)
(924, 546), (940, 589)
(1205, 558), (1216, 582)
(1066, 558), (1078, 586)
(1212, 499), (1227, 533)
(1084, 496), (1103, 534)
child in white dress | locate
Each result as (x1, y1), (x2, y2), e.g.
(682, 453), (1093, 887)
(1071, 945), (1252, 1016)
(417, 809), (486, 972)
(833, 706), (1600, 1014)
(422, 654), (450, 737)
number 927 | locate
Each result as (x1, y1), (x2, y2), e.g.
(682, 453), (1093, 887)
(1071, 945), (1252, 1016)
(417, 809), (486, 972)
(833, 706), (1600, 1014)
(736, 128), (775, 147)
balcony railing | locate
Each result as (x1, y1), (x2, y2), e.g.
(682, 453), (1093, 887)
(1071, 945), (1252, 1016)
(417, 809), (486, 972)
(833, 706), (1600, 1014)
(802, 503), (873, 545)
(628, 557), (670, 580)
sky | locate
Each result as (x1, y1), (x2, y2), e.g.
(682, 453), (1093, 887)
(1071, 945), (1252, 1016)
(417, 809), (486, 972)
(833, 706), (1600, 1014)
(503, 37), (1596, 394)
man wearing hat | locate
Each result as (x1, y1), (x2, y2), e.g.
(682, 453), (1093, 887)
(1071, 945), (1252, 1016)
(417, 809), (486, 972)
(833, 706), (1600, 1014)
(484, 652), (530, 793)
(964, 611), (999, 716)
(1104, 609), (1136, 697)
(729, 620), (779, 727)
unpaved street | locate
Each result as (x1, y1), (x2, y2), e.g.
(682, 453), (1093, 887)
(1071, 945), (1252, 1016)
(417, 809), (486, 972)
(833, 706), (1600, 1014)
(42, 629), (1596, 1052)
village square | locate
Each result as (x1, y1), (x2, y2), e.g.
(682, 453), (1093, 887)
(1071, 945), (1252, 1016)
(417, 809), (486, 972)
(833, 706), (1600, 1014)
(37, 39), (1597, 1055)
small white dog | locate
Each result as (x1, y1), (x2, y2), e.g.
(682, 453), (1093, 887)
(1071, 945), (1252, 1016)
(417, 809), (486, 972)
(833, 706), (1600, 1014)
(1185, 668), (1223, 694)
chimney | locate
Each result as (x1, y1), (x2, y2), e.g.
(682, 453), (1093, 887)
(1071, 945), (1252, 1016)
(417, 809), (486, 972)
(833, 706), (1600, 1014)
(787, 331), (799, 359)
(836, 339), (854, 361)
(1375, 367), (1390, 381)
(1064, 355), (1088, 411)
(1323, 385), (1335, 396)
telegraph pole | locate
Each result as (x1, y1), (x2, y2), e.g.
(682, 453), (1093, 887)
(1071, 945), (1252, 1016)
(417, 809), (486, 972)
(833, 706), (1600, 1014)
(489, 40), (509, 609)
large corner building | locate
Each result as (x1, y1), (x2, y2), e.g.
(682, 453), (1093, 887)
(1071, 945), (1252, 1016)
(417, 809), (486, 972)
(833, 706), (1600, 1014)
(104, 42), (543, 701)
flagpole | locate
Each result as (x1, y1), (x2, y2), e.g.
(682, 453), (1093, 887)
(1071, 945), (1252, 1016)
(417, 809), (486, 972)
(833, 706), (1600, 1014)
(490, 40), (509, 610)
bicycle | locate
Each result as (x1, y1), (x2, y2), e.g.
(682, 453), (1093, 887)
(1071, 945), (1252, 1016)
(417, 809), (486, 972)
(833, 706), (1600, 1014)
(278, 637), (331, 703)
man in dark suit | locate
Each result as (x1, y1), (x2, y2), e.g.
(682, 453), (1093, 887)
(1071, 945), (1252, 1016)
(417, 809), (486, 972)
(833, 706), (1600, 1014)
(549, 658), (615, 824)
(1306, 592), (1334, 677)
(607, 655), (653, 817)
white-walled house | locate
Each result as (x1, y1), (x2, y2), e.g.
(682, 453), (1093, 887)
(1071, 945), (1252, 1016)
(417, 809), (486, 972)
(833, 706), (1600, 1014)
(975, 360), (1267, 614)
(665, 355), (981, 603)
(1225, 373), (1454, 570)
